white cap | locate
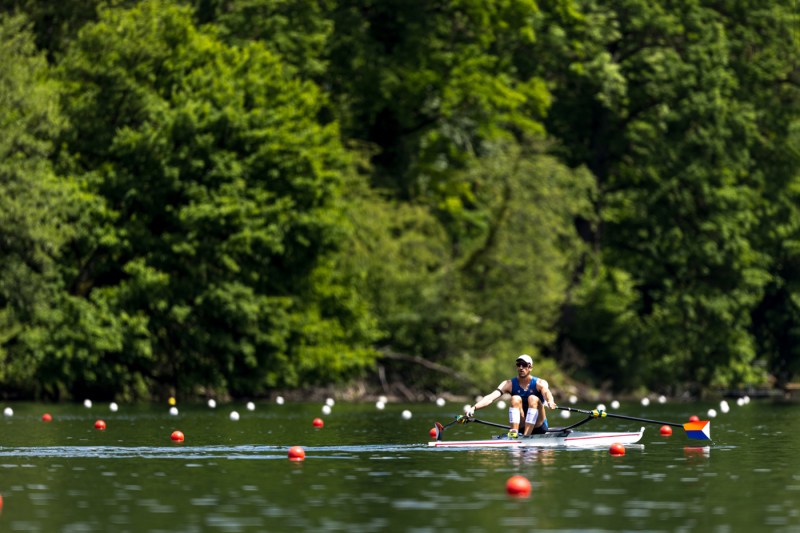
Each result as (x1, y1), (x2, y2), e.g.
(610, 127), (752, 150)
(516, 354), (533, 366)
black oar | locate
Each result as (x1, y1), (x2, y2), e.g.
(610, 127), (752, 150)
(556, 406), (711, 440)
(468, 416), (595, 434)
(434, 415), (468, 440)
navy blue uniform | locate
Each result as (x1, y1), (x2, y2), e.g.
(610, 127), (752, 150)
(511, 377), (549, 434)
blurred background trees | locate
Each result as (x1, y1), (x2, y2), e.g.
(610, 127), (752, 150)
(0, 0), (797, 400)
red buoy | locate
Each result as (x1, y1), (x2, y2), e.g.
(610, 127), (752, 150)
(171, 430), (185, 442)
(429, 427), (438, 438)
(312, 417), (324, 428)
(505, 475), (532, 497)
(0, 493), (3, 511)
(42, 413), (53, 422)
(660, 425), (673, 436)
(94, 419), (106, 430)
(609, 442), (626, 456)
(689, 415), (700, 422)
(288, 446), (306, 461)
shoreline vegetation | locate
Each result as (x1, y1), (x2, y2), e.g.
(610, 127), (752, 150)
(1, 2), (798, 403)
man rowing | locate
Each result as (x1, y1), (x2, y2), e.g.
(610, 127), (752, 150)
(464, 354), (557, 438)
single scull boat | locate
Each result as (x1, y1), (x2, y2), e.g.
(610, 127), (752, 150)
(428, 427), (645, 448)
(431, 406), (711, 447)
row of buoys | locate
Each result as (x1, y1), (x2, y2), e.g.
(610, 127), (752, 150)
(42, 416), (184, 442)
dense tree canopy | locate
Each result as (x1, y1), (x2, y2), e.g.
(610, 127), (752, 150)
(0, 0), (797, 400)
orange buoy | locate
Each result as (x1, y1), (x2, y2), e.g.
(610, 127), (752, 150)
(312, 417), (324, 428)
(429, 427), (438, 439)
(0, 493), (3, 511)
(689, 415), (700, 422)
(505, 475), (531, 497)
(94, 420), (106, 430)
(288, 446), (306, 461)
(42, 413), (53, 422)
(171, 430), (185, 442)
(660, 425), (673, 436)
(609, 442), (626, 456)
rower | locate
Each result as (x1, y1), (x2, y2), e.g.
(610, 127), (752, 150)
(465, 354), (557, 438)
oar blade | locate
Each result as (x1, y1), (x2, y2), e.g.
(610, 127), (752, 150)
(434, 422), (445, 441)
(683, 420), (711, 440)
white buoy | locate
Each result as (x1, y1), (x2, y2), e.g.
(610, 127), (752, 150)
(401, 409), (412, 420)
(322, 404), (332, 415)
(736, 397), (745, 406)
(568, 395), (578, 404)
(707, 408), (718, 418)
(275, 396), (285, 405)
(436, 397), (446, 407)
(497, 400), (507, 409)
(83, 399), (93, 408)
(596, 403), (606, 412)
(610, 400), (620, 409)
(641, 397), (650, 407)
(560, 410), (571, 419)
(229, 410), (240, 421)
(109, 402), (119, 412)
(720, 400), (730, 414)
(3, 407), (13, 417)
(463, 404), (472, 413)
(246, 401), (255, 411)
(743, 395), (751, 404)
(169, 406), (179, 416)
(325, 398), (335, 407)
(376, 401), (385, 410)
(207, 399), (217, 409)
(658, 395), (667, 404)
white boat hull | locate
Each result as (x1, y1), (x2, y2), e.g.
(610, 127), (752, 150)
(428, 427), (645, 448)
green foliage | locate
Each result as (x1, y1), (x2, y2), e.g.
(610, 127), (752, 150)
(0, 0), (134, 59)
(325, 0), (550, 205)
(0, 13), (77, 393)
(546, 0), (798, 392)
(338, 142), (594, 392)
(53, 0), (378, 397)
(199, 0), (333, 78)
(0, 0), (797, 400)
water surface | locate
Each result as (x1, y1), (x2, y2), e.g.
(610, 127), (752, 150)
(0, 399), (796, 532)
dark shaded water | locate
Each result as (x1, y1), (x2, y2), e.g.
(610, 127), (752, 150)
(0, 398), (797, 532)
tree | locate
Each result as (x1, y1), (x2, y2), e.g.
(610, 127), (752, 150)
(52, 0), (378, 398)
(0, 13), (76, 395)
(543, 0), (796, 392)
(338, 141), (594, 393)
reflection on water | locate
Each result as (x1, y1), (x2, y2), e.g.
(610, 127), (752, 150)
(0, 401), (797, 532)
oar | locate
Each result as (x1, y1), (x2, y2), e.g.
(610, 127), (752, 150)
(434, 415), (468, 440)
(556, 406), (711, 440)
(469, 416), (594, 434)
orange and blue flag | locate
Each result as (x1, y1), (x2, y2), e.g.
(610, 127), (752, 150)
(683, 420), (711, 440)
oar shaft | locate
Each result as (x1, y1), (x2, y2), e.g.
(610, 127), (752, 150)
(470, 418), (510, 430)
(435, 415), (467, 440)
(556, 406), (683, 428)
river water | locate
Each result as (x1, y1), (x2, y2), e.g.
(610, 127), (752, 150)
(0, 398), (796, 532)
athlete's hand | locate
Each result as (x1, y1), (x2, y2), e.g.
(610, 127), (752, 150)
(545, 400), (556, 410)
(464, 405), (476, 418)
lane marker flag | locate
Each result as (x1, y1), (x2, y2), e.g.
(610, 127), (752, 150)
(683, 420), (711, 440)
